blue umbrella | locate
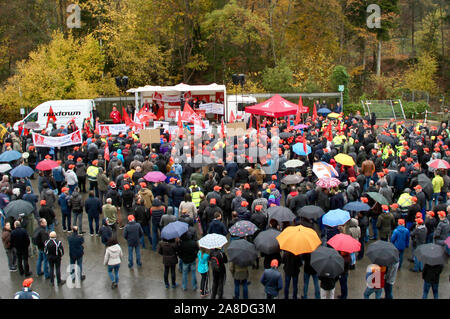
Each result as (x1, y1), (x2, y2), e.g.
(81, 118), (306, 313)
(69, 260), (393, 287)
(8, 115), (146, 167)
(292, 143), (312, 156)
(317, 108), (332, 115)
(0, 150), (22, 162)
(10, 165), (34, 178)
(161, 221), (189, 240)
(343, 201), (371, 212)
(322, 209), (350, 227)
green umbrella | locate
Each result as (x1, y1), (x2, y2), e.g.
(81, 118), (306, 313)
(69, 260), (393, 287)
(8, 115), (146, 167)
(367, 192), (389, 206)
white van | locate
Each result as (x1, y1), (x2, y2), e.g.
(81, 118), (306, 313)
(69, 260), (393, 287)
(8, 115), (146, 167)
(226, 95), (257, 121)
(14, 99), (95, 131)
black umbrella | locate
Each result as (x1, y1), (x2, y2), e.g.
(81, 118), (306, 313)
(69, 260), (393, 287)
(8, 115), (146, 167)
(227, 239), (258, 267)
(366, 240), (399, 266)
(4, 200), (34, 219)
(279, 132), (293, 139)
(254, 228), (280, 254)
(311, 246), (344, 278)
(415, 243), (447, 266)
(418, 174), (433, 199)
(298, 205), (325, 219)
(268, 206), (296, 224)
(377, 134), (394, 144)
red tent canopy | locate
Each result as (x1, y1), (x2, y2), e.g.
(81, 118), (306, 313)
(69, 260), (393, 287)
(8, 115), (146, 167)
(245, 94), (299, 117)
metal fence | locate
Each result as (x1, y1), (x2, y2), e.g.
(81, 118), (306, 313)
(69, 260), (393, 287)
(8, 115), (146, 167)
(361, 99), (405, 120)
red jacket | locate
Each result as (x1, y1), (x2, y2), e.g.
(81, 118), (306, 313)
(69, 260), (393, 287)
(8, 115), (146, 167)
(110, 111), (122, 124)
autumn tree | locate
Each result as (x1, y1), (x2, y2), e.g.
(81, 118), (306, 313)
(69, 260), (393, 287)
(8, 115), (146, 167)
(403, 51), (439, 94)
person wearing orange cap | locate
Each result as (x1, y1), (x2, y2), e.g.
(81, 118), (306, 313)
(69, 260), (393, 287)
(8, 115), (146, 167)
(87, 160), (100, 197)
(58, 186), (72, 232)
(377, 205), (395, 241)
(14, 278), (40, 299)
(391, 219), (410, 269)
(410, 216), (427, 272)
(124, 214), (143, 269)
(433, 210), (449, 246)
(260, 259), (283, 299)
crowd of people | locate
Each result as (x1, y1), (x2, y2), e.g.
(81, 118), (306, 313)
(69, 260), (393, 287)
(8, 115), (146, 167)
(1, 107), (449, 300)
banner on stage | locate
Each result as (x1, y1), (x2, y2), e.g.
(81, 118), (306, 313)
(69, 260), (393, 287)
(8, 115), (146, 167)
(98, 124), (128, 136)
(198, 103), (224, 115)
(32, 130), (83, 148)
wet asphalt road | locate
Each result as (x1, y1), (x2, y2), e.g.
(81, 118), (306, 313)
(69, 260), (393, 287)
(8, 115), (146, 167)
(1, 179), (448, 299)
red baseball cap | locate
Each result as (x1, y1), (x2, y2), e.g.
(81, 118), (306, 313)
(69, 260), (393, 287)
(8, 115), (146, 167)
(40, 200), (46, 205)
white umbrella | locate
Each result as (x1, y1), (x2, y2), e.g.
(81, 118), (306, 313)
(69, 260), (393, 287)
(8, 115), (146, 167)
(284, 159), (304, 168)
(0, 164), (12, 173)
(198, 233), (228, 249)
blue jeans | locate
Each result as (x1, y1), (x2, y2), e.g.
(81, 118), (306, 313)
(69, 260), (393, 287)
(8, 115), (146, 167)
(432, 193), (440, 207)
(384, 283), (393, 299)
(284, 274), (299, 299)
(88, 215), (99, 235)
(140, 224), (152, 248)
(72, 212), (83, 232)
(422, 281), (439, 299)
(47, 223), (55, 232)
(108, 264), (120, 283)
(173, 207), (179, 218)
(364, 176), (371, 191)
(128, 246), (141, 267)
(364, 287), (382, 299)
(234, 279), (248, 299)
(36, 249), (49, 278)
(68, 184), (77, 195)
(370, 217), (378, 239)
(413, 255), (423, 272)
(303, 273), (320, 299)
(182, 261), (197, 290)
(398, 249), (404, 269)
(339, 273), (348, 299)
(70, 256), (83, 279)
(62, 211), (71, 231)
(426, 232), (434, 244)
(151, 223), (161, 251)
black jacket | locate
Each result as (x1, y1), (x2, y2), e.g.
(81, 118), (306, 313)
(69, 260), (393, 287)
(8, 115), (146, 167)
(177, 238), (199, 264)
(68, 232), (84, 258)
(281, 251), (303, 276)
(170, 186), (187, 208)
(10, 227), (30, 252)
(85, 196), (102, 217)
(33, 226), (49, 250)
(289, 193), (308, 214)
(210, 249), (228, 273)
(133, 204), (150, 227)
(422, 264), (443, 284)
(44, 238), (64, 261)
(39, 207), (56, 225)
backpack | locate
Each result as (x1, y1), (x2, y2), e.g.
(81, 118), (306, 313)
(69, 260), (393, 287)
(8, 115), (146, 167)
(210, 251), (222, 272)
(32, 228), (41, 246)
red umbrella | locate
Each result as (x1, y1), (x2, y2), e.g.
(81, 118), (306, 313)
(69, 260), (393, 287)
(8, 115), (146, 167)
(36, 160), (59, 171)
(327, 233), (361, 253)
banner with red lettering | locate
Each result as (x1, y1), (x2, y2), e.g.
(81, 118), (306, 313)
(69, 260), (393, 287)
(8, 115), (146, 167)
(32, 130), (83, 148)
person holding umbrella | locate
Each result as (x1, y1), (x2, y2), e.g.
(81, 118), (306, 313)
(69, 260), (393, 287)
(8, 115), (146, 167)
(422, 262), (444, 299)
(281, 250), (302, 299)
(158, 237), (180, 288)
(209, 247), (228, 299)
(363, 264), (385, 299)
(260, 259), (283, 299)
(410, 217), (427, 272)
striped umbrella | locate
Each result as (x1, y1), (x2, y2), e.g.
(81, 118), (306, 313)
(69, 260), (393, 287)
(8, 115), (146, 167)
(428, 159), (450, 170)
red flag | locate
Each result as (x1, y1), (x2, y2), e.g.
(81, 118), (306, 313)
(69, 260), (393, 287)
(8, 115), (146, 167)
(295, 97), (303, 125)
(312, 103), (318, 122)
(104, 140), (110, 161)
(221, 119), (225, 138)
(287, 116), (292, 130)
(156, 104), (165, 120)
(46, 106), (57, 128)
(249, 115), (253, 129)
(303, 131), (307, 154)
(122, 107), (131, 126)
(229, 110), (236, 123)
(325, 123), (333, 141)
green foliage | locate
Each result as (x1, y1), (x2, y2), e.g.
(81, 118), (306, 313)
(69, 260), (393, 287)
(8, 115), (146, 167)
(261, 59), (294, 93)
(343, 103), (365, 116)
(0, 31), (116, 120)
(330, 66), (350, 105)
(402, 101), (429, 119)
(403, 51), (439, 94)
